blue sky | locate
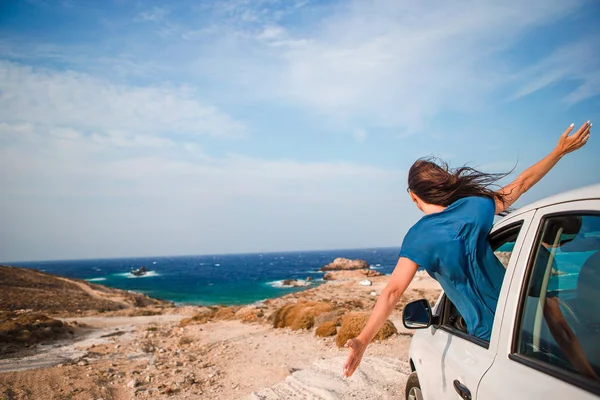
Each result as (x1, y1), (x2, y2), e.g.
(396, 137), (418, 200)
(1, 0), (599, 262)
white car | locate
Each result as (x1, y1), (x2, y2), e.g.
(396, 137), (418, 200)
(403, 184), (600, 400)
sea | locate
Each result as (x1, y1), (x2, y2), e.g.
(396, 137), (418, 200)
(10, 248), (401, 306)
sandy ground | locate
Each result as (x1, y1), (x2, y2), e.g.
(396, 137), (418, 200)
(0, 272), (440, 400)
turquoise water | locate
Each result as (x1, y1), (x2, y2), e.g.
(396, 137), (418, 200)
(11, 248), (399, 306)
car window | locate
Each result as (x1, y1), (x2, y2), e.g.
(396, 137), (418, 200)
(515, 214), (600, 384)
(492, 222), (523, 268)
(440, 221), (524, 344)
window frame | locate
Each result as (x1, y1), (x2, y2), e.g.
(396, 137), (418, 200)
(436, 220), (524, 349)
(438, 294), (490, 349)
(509, 209), (600, 396)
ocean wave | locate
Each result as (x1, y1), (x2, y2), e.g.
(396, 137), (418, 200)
(306, 270), (324, 274)
(114, 271), (161, 279)
(86, 277), (107, 282)
(267, 279), (312, 289)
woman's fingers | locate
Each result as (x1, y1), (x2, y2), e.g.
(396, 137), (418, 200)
(558, 121), (592, 155)
(573, 121), (591, 139)
(343, 338), (363, 377)
(561, 123), (575, 138)
(343, 354), (352, 371)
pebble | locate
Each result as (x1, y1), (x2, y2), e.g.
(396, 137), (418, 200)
(127, 379), (139, 389)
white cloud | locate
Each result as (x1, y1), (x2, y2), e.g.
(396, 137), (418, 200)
(0, 122), (401, 200)
(139, 6), (170, 22)
(0, 61), (246, 139)
(167, 0), (587, 134)
(510, 36), (600, 103)
(271, 0), (582, 130)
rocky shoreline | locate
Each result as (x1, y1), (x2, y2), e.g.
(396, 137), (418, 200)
(0, 260), (441, 399)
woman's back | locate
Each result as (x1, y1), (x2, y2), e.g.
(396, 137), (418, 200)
(399, 196), (505, 340)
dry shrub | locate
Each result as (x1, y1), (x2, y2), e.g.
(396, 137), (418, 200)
(335, 312), (397, 347)
(271, 302), (334, 330)
(315, 321), (338, 337)
(238, 309), (264, 323)
(314, 310), (343, 327)
(213, 306), (241, 321)
(179, 311), (214, 327)
(178, 305), (244, 327)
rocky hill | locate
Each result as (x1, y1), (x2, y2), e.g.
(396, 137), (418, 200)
(0, 265), (172, 315)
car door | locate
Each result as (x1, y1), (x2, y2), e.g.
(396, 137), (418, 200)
(478, 200), (600, 399)
(417, 212), (534, 399)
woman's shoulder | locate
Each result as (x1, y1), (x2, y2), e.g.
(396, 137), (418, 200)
(453, 195), (495, 211)
(452, 196), (496, 228)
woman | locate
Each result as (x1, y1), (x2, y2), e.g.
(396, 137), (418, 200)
(343, 120), (592, 378)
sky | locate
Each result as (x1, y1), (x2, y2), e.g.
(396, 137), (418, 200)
(1, 0), (599, 262)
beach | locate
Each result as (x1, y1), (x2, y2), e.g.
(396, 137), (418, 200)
(0, 264), (441, 399)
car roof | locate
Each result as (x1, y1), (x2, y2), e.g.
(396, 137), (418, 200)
(506, 183), (600, 219)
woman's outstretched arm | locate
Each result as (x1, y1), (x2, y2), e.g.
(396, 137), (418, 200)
(343, 257), (418, 377)
(495, 121), (592, 214)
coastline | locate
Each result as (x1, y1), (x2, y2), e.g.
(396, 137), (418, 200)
(1, 265), (441, 399)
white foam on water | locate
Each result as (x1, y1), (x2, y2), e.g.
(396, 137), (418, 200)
(267, 279), (312, 289)
(214, 263), (220, 266)
(114, 271), (161, 279)
(86, 277), (107, 282)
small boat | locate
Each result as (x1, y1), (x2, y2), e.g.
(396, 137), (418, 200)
(131, 266), (148, 276)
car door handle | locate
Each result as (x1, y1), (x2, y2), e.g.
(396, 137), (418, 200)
(453, 380), (472, 400)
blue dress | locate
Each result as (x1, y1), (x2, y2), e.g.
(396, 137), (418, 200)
(399, 196), (505, 341)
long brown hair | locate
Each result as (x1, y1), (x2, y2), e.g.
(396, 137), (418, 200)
(408, 157), (511, 207)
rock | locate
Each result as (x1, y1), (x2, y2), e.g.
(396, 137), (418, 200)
(323, 269), (383, 281)
(281, 279), (309, 287)
(359, 279), (372, 286)
(370, 291), (377, 296)
(306, 276), (313, 282)
(335, 312), (397, 347)
(77, 360), (88, 367)
(320, 258), (370, 271)
(315, 321), (338, 337)
(127, 379), (139, 389)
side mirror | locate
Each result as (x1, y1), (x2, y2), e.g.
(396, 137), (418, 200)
(403, 299), (436, 329)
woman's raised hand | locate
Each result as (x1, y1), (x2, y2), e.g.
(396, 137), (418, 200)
(342, 337), (367, 378)
(556, 121), (592, 157)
